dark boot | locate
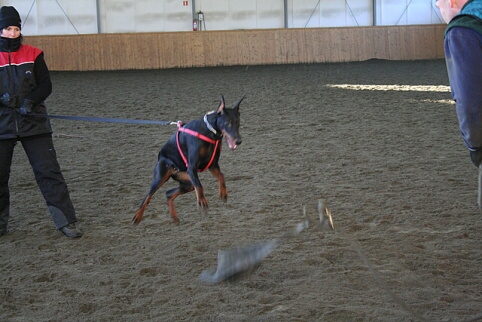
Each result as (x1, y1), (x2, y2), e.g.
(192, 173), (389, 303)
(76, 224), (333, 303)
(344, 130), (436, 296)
(59, 222), (83, 238)
(48, 205), (82, 238)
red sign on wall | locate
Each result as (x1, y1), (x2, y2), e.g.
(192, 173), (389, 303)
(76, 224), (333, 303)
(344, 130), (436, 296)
(183, 1), (188, 6)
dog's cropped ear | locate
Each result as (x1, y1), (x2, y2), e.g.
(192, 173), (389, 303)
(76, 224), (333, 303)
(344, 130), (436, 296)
(233, 96), (245, 111)
(217, 95), (226, 114)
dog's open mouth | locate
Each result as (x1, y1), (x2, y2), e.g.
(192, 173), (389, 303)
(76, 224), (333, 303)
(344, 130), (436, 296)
(223, 131), (238, 150)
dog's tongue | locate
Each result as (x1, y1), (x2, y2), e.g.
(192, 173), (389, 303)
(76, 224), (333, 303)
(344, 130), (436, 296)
(223, 132), (237, 150)
(226, 137), (237, 150)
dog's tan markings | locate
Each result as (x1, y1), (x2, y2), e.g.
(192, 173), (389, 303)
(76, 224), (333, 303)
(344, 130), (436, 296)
(131, 169), (173, 225)
(194, 186), (208, 211)
(209, 167), (227, 201)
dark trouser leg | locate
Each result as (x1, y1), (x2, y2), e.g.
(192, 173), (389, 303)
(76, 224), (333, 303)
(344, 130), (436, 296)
(20, 134), (78, 229)
(0, 139), (15, 232)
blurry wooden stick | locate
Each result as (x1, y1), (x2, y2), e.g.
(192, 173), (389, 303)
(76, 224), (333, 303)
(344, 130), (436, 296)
(200, 200), (335, 284)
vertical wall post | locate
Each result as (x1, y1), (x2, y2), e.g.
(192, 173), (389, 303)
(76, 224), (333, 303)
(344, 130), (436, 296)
(96, 0), (101, 33)
(192, 0), (196, 20)
(284, 0), (288, 28)
(373, 0), (377, 26)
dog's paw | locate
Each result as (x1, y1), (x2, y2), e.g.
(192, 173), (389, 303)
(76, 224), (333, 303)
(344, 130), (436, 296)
(219, 193), (228, 202)
(219, 187), (228, 202)
(197, 198), (209, 213)
(171, 217), (180, 225)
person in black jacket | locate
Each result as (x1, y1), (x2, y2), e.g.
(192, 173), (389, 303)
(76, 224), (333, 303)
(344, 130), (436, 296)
(0, 6), (82, 238)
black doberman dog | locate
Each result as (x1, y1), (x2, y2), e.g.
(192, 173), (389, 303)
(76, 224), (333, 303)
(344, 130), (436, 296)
(132, 96), (243, 225)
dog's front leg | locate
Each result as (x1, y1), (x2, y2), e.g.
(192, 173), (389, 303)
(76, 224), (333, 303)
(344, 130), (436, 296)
(187, 168), (208, 212)
(209, 166), (227, 202)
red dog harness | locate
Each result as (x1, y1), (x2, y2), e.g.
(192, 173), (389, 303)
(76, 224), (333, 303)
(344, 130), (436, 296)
(176, 120), (221, 172)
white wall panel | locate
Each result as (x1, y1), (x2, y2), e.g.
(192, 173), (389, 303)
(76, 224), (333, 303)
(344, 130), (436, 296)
(135, 0), (163, 32)
(229, 0), (256, 30)
(377, 0), (444, 25)
(197, 0), (283, 30)
(0, 0), (445, 35)
(99, 0), (192, 33)
(161, 0), (192, 31)
(1, 0), (97, 35)
(289, 0), (372, 28)
(101, 0), (135, 33)
(345, 1), (372, 26)
(256, 1), (284, 29)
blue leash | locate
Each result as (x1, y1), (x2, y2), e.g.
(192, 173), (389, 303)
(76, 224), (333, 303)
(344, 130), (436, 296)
(33, 113), (177, 126)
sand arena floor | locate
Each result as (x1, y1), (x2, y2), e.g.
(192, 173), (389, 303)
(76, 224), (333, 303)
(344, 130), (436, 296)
(1, 59), (481, 321)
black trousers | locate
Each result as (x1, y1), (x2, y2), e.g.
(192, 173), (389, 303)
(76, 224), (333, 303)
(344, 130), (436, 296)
(0, 133), (77, 230)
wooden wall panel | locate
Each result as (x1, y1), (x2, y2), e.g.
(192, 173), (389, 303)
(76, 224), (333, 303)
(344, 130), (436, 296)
(24, 25), (446, 71)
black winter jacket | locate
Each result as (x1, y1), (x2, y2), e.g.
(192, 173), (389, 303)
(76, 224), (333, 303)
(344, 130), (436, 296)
(0, 36), (53, 139)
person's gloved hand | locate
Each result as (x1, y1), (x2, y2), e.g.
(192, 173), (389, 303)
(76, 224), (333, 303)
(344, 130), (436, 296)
(470, 149), (482, 168)
(0, 93), (16, 108)
(18, 99), (34, 115)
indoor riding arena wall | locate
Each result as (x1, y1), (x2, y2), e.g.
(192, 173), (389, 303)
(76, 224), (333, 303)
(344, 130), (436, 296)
(25, 25), (446, 71)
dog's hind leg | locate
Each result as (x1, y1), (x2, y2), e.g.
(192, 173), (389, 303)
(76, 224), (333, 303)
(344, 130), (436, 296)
(132, 159), (174, 225)
(209, 167), (227, 202)
(166, 172), (194, 224)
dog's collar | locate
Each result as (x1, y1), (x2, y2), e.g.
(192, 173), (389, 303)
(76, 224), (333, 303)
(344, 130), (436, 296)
(204, 111), (219, 136)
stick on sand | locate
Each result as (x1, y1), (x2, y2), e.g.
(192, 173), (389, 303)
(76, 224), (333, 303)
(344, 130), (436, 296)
(199, 200), (334, 284)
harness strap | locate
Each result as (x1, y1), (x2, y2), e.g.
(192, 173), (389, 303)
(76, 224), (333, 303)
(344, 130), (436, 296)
(177, 121), (217, 144)
(176, 121), (221, 172)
